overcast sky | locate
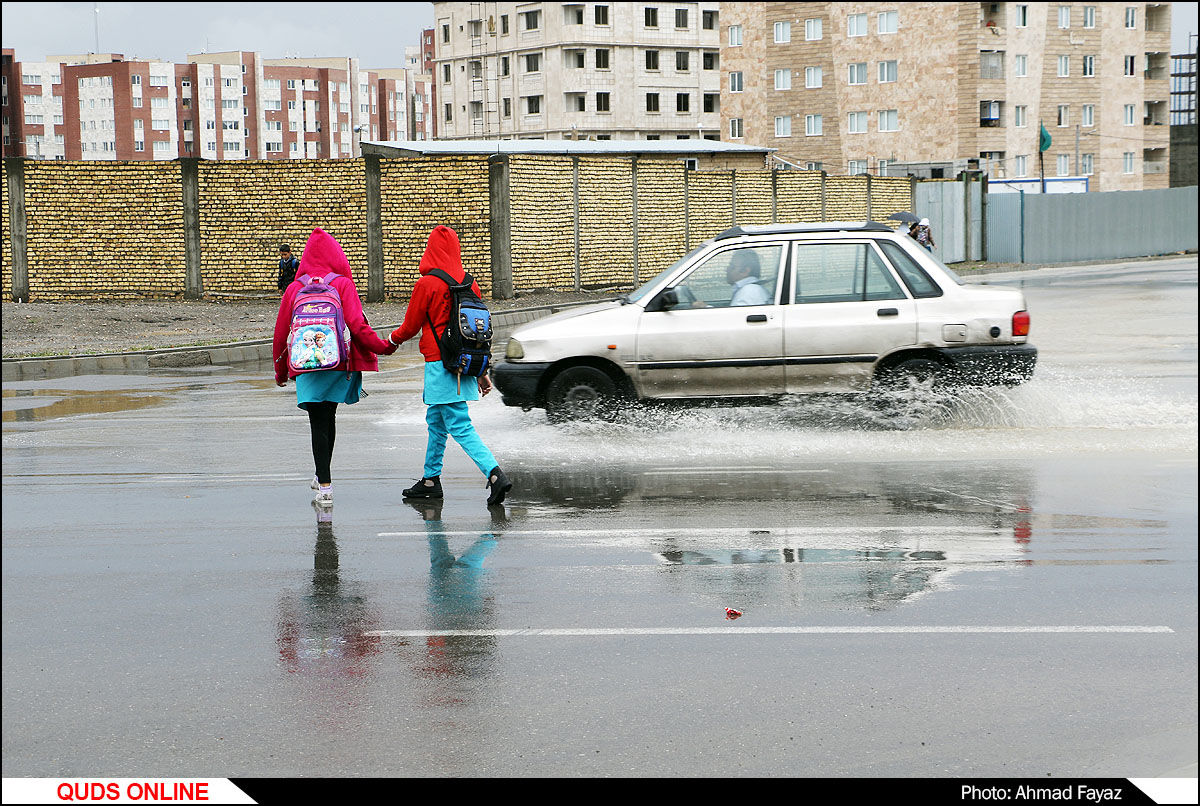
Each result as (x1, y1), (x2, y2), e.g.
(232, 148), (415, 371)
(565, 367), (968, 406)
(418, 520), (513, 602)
(1, 1), (1196, 66)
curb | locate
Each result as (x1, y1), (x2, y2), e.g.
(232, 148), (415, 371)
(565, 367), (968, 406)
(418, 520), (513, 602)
(2, 300), (601, 382)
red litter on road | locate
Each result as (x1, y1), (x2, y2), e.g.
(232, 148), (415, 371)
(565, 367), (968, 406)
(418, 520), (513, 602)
(725, 608), (743, 620)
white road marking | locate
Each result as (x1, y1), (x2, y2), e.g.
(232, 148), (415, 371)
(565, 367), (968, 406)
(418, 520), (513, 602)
(377, 526), (1008, 538)
(364, 625), (1174, 638)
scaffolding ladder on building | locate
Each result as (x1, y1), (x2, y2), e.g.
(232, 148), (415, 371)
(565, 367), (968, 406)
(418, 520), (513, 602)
(469, 1), (501, 138)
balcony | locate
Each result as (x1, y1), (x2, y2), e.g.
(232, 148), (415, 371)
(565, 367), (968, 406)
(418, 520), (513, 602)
(1143, 161), (1166, 174)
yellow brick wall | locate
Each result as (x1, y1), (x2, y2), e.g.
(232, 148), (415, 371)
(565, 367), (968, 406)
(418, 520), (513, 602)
(633, 160), (687, 284)
(686, 170), (735, 249)
(508, 155), (575, 290)
(2, 169), (11, 301)
(379, 156), (492, 300)
(734, 171), (774, 226)
(197, 160), (367, 295)
(871, 177), (915, 230)
(578, 158), (634, 289)
(23, 161), (186, 301)
(775, 171), (825, 223)
(824, 176), (871, 221)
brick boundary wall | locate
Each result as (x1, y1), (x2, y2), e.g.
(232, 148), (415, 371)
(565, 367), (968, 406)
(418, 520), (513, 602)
(2, 156), (917, 302)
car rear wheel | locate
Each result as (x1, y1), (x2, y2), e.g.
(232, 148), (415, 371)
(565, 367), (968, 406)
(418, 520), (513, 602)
(545, 365), (619, 422)
(876, 357), (944, 392)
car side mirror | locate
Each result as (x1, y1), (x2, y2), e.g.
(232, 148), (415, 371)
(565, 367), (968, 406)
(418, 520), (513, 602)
(650, 288), (679, 312)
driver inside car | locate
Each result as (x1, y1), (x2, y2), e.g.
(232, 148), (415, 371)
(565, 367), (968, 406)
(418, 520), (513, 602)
(689, 249), (772, 308)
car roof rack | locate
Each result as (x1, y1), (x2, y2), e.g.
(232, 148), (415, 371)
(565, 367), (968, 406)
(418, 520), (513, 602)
(714, 221), (894, 240)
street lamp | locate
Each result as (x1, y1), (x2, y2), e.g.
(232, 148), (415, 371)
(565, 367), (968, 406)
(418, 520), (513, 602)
(353, 125), (365, 157)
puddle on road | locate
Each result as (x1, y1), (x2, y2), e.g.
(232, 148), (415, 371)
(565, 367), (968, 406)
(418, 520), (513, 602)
(2, 388), (169, 422)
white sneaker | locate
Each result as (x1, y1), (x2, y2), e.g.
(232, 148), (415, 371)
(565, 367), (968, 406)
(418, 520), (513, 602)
(313, 484), (333, 506)
(310, 476), (321, 491)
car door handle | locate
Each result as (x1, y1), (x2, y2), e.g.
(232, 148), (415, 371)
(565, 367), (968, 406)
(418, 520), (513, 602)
(877, 308), (899, 317)
(746, 314), (768, 323)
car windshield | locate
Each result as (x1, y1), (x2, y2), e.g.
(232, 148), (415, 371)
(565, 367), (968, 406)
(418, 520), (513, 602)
(625, 242), (712, 303)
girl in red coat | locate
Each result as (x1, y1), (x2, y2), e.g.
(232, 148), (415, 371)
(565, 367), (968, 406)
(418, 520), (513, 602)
(273, 228), (397, 505)
(388, 225), (512, 506)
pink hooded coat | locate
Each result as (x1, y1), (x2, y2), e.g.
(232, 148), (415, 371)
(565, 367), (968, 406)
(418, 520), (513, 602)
(273, 228), (391, 384)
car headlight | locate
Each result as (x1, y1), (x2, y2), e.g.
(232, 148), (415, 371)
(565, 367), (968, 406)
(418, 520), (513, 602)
(505, 338), (525, 360)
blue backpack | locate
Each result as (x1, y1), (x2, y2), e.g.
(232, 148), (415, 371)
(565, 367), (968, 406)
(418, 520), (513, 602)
(426, 268), (493, 377)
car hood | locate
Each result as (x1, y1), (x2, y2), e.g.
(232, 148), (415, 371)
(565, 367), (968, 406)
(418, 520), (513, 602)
(514, 300), (625, 333)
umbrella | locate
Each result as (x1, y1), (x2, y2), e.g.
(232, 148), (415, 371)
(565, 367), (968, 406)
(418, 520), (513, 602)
(887, 211), (920, 223)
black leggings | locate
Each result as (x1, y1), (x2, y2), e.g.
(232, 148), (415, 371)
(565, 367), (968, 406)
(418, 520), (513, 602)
(306, 402), (338, 484)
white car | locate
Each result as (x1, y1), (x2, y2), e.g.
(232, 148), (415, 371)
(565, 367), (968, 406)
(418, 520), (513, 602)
(493, 222), (1036, 420)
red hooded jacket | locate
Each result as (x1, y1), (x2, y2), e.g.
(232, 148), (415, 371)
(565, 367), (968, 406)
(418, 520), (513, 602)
(389, 225), (483, 364)
(273, 227), (392, 384)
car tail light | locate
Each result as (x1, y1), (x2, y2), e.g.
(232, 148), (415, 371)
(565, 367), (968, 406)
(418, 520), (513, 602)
(1012, 310), (1030, 337)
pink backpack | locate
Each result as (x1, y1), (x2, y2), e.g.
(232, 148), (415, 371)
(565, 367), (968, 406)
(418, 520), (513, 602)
(286, 273), (351, 374)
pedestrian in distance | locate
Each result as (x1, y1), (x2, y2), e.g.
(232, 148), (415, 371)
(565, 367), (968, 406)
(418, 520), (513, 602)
(277, 244), (301, 291)
(914, 218), (936, 253)
(273, 228), (398, 506)
(387, 225), (512, 507)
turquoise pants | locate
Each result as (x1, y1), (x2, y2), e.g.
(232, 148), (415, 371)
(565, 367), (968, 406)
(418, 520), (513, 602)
(424, 402), (497, 478)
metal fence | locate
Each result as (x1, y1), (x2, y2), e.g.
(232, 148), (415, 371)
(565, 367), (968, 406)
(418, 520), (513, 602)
(985, 186), (1198, 264)
(915, 177), (984, 263)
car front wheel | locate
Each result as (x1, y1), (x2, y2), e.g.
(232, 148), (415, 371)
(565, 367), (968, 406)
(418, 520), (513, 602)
(545, 365), (620, 422)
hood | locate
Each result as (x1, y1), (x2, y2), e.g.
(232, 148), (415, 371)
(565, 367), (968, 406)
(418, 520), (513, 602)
(419, 225), (463, 278)
(297, 228), (352, 279)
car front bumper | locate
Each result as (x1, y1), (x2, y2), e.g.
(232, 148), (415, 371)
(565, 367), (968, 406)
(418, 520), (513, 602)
(492, 361), (553, 408)
(934, 343), (1038, 386)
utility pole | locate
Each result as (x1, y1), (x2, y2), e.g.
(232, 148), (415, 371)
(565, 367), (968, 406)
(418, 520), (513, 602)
(1075, 124), (1080, 175)
(93, 3), (100, 53)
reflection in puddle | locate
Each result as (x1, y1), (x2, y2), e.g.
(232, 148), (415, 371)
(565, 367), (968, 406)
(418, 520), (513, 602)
(2, 388), (168, 422)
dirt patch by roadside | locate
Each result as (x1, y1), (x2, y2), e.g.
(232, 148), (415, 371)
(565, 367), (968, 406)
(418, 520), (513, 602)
(1, 289), (613, 359)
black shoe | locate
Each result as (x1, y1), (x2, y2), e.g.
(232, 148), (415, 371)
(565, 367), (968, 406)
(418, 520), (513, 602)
(403, 476), (443, 499)
(485, 466), (512, 506)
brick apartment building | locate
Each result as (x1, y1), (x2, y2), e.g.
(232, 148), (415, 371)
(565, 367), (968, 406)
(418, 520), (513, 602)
(2, 47), (431, 160)
(720, 2), (1173, 190)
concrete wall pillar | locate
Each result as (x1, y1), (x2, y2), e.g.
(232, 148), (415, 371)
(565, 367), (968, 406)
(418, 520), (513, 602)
(5, 158), (29, 302)
(179, 158), (202, 301)
(488, 154), (513, 300)
(630, 156), (639, 286)
(364, 155), (383, 302)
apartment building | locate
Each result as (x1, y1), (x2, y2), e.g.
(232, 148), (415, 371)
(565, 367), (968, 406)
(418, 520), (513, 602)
(720, 2), (1172, 191)
(1, 48), (421, 160)
(433, 1), (723, 140)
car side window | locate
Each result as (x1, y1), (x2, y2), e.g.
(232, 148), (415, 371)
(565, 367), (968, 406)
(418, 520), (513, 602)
(792, 243), (906, 304)
(677, 245), (782, 308)
(878, 241), (944, 298)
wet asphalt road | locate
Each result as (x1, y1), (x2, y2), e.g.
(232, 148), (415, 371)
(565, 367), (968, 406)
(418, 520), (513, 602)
(2, 258), (1196, 778)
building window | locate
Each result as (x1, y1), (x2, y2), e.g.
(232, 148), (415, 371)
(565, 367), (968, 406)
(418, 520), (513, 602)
(878, 60), (897, 83)
(595, 5), (608, 25)
(1082, 104), (1094, 127)
(1124, 104), (1135, 125)
(1058, 6), (1070, 28)
(848, 13), (867, 37)
(676, 51), (689, 71)
(646, 92), (659, 112)
(848, 111), (868, 134)
(1057, 55), (1069, 77)
(729, 118), (743, 138)
(443, 64), (451, 81)
(1057, 154), (1070, 175)
(526, 95), (542, 114)
(676, 92), (689, 112)
(703, 52), (718, 70)
(774, 21), (791, 43)
(1124, 55), (1135, 76)
(848, 63), (867, 85)
(503, 98), (511, 117)
(1123, 151), (1135, 173)
(805, 66), (823, 88)
(1014, 105), (1027, 127)
(703, 10), (717, 30)
(646, 50), (659, 70)
(878, 109), (898, 132)
(675, 8), (688, 28)
(775, 116), (792, 137)
(502, 56), (513, 74)
(1124, 7), (1136, 28)
(805, 114), (822, 136)
(1015, 5), (1028, 27)
(877, 160), (890, 176)
(445, 103), (452, 122)
(645, 7), (658, 27)
(1083, 55), (1095, 76)
(981, 51), (1004, 79)
(134, 140), (144, 152)
(525, 53), (541, 72)
(805, 18), (823, 40)
(522, 9), (541, 30)
(596, 49), (610, 69)
(1014, 154), (1028, 177)
(1015, 54), (1028, 77)
(1057, 105), (1069, 126)
(848, 160), (867, 175)
(500, 14), (509, 34)
(1081, 153), (1094, 174)
(1083, 6), (1096, 28)
(878, 10), (898, 34)
(775, 69), (791, 90)
(729, 71), (743, 92)
(703, 93), (718, 113)
(728, 25), (743, 46)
